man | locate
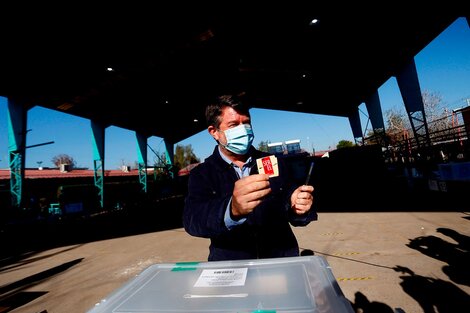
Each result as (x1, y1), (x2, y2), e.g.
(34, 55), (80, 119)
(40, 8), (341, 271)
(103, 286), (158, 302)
(183, 94), (317, 261)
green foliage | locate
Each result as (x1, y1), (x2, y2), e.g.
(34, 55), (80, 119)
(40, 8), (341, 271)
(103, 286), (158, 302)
(336, 140), (355, 149)
(150, 144), (200, 180)
(257, 140), (271, 152)
(51, 154), (76, 168)
(152, 152), (168, 169)
(174, 144), (200, 170)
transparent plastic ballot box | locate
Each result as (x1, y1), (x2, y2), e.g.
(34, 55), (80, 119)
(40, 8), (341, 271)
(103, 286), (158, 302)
(87, 255), (354, 313)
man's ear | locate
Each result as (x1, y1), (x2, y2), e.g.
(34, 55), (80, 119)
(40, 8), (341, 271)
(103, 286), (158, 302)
(208, 125), (219, 141)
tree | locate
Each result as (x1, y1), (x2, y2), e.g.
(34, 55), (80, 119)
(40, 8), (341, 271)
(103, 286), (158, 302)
(336, 140), (355, 149)
(383, 106), (409, 145)
(383, 89), (452, 143)
(51, 154), (76, 168)
(257, 140), (271, 152)
(152, 152), (172, 180)
(153, 152), (168, 169)
(421, 90), (453, 139)
(174, 144), (200, 170)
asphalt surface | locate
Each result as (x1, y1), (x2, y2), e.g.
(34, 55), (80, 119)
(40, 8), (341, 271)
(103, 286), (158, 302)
(1, 197), (470, 313)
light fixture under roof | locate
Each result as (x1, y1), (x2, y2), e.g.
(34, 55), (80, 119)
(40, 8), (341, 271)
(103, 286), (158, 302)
(57, 103), (74, 111)
(309, 18), (319, 26)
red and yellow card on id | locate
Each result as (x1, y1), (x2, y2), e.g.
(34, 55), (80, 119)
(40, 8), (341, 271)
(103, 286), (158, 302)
(256, 155), (279, 177)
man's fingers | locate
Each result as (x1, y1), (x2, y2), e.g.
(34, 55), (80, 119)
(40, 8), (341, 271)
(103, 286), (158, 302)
(290, 185), (314, 215)
(299, 185), (314, 193)
(242, 199), (263, 212)
(234, 174), (270, 195)
(232, 174), (272, 216)
(246, 188), (271, 202)
(246, 173), (270, 181)
(236, 186), (271, 207)
(297, 191), (313, 200)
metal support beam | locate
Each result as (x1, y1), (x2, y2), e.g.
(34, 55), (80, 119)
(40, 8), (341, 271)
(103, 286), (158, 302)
(164, 140), (175, 179)
(136, 132), (148, 193)
(365, 90), (387, 146)
(348, 108), (363, 145)
(396, 59), (431, 152)
(91, 121), (106, 209)
(7, 98), (27, 209)
(93, 159), (104, 208)
(9, 152), (22, 208)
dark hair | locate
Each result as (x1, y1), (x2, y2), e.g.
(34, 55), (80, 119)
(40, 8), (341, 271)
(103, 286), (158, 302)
(205, 94), (250, 128)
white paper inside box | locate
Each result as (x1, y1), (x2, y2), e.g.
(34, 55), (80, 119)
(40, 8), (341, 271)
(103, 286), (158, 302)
(87, 255), (354, 313)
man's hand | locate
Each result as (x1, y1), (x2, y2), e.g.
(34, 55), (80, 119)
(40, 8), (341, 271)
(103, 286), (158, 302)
(231, 174), (271, 217)
(290, 185), (314, 215)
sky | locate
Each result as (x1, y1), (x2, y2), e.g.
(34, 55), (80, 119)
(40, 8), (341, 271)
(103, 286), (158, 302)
(0, 17), (469, 170)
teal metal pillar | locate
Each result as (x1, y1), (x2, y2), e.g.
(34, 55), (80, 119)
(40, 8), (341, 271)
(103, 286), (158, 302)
(396, 59), (431, 150)
(91, 121), (106, 209)
(164, 139), (175, 179)
(7, 98), (28, 208)
(136, 132), (148, 193)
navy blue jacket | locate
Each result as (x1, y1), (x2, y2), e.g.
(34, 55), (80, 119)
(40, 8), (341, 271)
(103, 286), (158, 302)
(183, 146), (317, 261)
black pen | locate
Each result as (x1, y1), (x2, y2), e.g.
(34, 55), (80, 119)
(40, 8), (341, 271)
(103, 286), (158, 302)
(305, 161), (314, 185)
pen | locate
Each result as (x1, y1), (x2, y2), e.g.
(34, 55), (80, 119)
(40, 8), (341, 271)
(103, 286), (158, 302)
(305, 161), (314, 185)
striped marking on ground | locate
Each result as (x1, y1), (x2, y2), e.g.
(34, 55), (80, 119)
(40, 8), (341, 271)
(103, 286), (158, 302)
(333, 252), (361, 255)
(337, 276), (374, 281)
(320, 232), (343, 236)
(332, 252), (361, 256)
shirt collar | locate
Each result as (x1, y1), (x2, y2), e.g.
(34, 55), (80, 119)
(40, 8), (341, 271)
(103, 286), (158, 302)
(218, 146), (253, 168)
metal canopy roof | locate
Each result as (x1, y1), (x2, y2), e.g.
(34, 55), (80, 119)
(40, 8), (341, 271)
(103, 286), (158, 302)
(0, 4), (464, 144)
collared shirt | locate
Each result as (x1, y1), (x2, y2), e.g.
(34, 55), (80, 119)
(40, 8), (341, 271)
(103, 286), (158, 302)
(218, 146), (253, 229)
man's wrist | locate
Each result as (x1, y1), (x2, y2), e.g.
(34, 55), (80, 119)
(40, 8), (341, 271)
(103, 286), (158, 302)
(230, 206), (244, 221)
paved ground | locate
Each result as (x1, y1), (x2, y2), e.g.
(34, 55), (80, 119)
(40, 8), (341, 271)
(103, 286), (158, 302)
(1, 196), (470, 313)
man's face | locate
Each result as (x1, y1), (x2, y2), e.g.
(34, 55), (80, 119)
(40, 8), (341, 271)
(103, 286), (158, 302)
(208, 107), (251, 145)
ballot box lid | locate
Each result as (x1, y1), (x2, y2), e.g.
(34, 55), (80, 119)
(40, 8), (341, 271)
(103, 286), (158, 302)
(87, 255), (354, 313)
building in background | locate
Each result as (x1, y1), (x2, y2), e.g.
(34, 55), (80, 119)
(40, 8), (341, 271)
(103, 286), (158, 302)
(285, 139), (301, 154)
(268, 139), (302, 155)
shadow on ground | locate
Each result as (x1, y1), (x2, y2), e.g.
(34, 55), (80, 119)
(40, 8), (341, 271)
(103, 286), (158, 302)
(346, 224), (470, 313)
(0, 258), (83, 312)
(392, 225), (470, 312)
(0, 196), (185, 263)
(0, 196), (185, 311)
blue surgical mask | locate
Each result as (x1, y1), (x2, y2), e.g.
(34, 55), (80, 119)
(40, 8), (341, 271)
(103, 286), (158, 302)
(222, 124), (254, 155)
